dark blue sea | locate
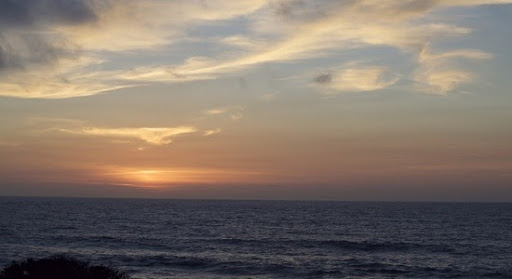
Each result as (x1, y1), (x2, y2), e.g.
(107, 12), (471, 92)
(0, 197), (511, 278)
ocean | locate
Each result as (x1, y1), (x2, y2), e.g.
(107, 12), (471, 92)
(0, 197), (511, 278)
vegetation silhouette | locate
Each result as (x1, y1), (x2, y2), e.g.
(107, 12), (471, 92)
(0, 255), (129, 279)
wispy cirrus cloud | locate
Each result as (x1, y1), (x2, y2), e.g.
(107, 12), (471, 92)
(0, 0), (269, 98)
(115, 0), (505, 95)
(204, 106), (245, 120)
(203, 128), (221, 136)
(0, 0), (510, 98)
(58, 126), (197, 145)
(28, 115), (232, 145)
(205, 108), (229, 115)
(27, 117), (197, 145)
(0, 55), (134, 98)
(414, 46), (493, 94)
(312, 64), (399, 93)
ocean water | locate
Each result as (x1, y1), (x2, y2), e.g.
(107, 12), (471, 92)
(0, 198), (511, 278)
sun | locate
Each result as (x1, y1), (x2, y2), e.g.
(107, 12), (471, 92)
(100, 168), (177, 187)
(130, 170), (166, 184)
(99, 166), (261, 188)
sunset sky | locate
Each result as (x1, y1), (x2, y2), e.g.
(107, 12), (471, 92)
(1, 0), (511, 201)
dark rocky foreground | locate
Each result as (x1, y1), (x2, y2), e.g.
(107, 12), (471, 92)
(0, 255), (130, 279)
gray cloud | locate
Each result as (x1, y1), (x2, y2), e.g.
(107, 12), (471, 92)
(0, 45), (13, 69)
(0, 33), (75, 72)
(0, 0), (98, 28)
(272, 0), (330, 23)
(0, 0), (509, 99)
(0, 0), (100, 73)
(313, 73), (332, 84)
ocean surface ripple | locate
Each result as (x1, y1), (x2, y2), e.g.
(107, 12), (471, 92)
(0, 198), (511, 278)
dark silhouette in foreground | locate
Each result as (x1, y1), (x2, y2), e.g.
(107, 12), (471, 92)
(0, 255), (129, 279)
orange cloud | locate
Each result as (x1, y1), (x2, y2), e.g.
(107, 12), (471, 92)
(59, 126), (197, 145)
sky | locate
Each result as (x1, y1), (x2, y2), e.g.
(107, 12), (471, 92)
(0, 0), (511, 201)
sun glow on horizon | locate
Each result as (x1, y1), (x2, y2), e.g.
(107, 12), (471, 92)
(99, 167), (262, 188)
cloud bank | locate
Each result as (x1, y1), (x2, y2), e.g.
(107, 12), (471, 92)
(0, 0), (509, 98)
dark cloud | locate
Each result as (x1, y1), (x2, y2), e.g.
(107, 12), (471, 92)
(273, 0), (329, 22)
(0, 33), (73, 72)
(274, 1), (304, 18)
(0, 1), (32, 28)
(0, 0), (98, 28)
(313, 73), (332, 84)
(0, 45), (13, 69)
(0, 0), (102, 72)
(0, 36), (24, 70)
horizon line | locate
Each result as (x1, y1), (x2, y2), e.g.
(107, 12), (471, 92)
(1, 195), (511, 204)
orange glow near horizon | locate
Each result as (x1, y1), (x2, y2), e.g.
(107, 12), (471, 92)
(99, 167), (262, 188)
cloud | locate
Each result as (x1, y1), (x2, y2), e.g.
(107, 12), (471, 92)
(0, 0), (510, 98)
(0, 0), (269, 98)
(230, 112), (244, 120)
(203, 128), (221, 136)
(414, 46), (493, 94)
(118, 1), (497, 92)
(205, 108), (229, 115)
(312, 65), (399, 93)
(0, 0), (132, 98)
(313, 73), (332, 85)
(204, 105), (245, 120)
(0, 0), (98, 71)
(59, 126), (197, 145)
(29, 116), (229, 144)
(0, 0), (97, 29)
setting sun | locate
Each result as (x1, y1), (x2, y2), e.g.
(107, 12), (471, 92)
(129, 170), (168, 185)
(102, 168), (189, 187)
(98, 167), (261, 188)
